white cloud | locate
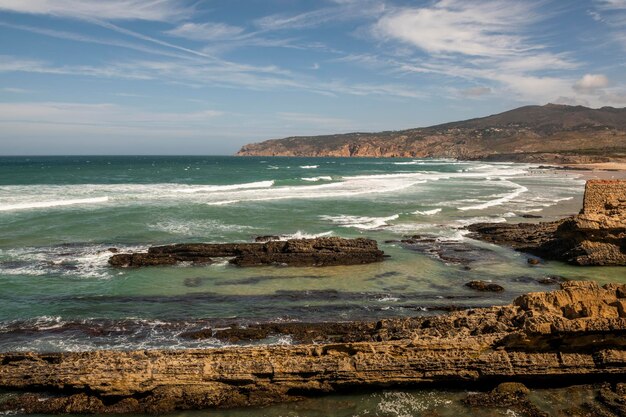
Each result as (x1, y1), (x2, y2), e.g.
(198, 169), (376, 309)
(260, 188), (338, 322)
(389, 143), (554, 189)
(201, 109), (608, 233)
(0, 55), (424, 99)
(374, 0), (538, 57)
(596, 0), (626, 10)
(254, 1), (383, 31)
(0, 101), (222, 127)
(460, 86), (491, 97)
(2, 87), (32, 93)
(165, 22), (245, 41)
(277, 112), (353, 129)
(573, 74), (610, 93)
(593, 0), (626, 48)
(364, 0), (586, 104)
(0, 0), (190, 21)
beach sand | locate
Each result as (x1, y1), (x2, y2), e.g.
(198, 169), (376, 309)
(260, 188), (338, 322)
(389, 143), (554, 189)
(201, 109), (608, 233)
(560, 162), (626, 174)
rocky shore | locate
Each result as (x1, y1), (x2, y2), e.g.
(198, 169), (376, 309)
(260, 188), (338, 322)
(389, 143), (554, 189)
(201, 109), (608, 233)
(468, 179), (626, 266)
(108, 237), (385, 267)
(3, 281), (626, 414)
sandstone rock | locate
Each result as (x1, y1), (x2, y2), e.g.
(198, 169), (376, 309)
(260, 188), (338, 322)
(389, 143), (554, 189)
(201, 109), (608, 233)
(464, 382), (548, 417)
(468, 180), (626, 266)
(108, 237), (385, 268)
(4, 282), (626, 414)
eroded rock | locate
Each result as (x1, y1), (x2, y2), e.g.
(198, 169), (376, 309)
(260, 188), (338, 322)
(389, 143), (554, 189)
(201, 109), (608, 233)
(108, 237), (385, 268)
(4, 282), (626, 413)
(468, 180), (626, 266)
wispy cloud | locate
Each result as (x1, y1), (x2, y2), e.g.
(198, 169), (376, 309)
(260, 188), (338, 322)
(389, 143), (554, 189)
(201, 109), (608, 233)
(277, 112), (354, 130)
(165, 22), (245, 41)
(2, 87), (33, 93)
(460, 86), (491, 97)
(364, 0), (582, 103)
(374, 0), (539, 57)
(596, 0), (626, 11)
(0, 54), (424, 99)
(593, 0), (626, 48)
(0, 101), (221, 123)
(254, 1), (383, 31)
(0, 21), (197, 61)
(0, 0), (191, 21)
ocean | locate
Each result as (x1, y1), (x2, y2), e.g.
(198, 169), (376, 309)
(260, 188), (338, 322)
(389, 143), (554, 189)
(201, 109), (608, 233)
(1, 156), (623, 416)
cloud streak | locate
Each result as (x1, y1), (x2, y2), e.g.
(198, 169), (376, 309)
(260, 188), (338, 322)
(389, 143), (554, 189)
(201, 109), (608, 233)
(0, 0), (191, 21)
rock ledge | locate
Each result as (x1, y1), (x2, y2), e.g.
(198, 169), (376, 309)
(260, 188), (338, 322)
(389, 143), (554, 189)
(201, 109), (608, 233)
(3, 281), (626, 413)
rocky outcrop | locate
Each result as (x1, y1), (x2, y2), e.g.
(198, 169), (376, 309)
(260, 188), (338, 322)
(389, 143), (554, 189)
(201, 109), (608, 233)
(237, 104), (626, 163)
(108, 237), (385, 267)
(4, 281), (626, 414)
(468, 180), (626, 265)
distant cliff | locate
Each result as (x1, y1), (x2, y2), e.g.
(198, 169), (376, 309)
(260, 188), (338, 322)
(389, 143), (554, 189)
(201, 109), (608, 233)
(237, 104), (626, 163)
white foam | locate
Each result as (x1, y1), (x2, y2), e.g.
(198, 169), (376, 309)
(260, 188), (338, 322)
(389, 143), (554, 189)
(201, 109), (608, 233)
(458, 181), (528, 211)
(413, 208), (442, 216)
(454, 216), (507, 227)
(205, 178), (427, 206)
(149, 220), (253, 235)
(279, 231), (334, 240)
(301, 176), (333, 182)
(320, 214), (399, 230)
(377, 296), (400, 302)
(172, 180), (274, 193)
(0, 196), (109, 212)
(300, 165), (319, 169)
(0, 244), (148, 279)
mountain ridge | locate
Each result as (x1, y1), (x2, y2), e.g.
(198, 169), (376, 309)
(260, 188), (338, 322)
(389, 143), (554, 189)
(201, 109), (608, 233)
(236, 104), (626, 163)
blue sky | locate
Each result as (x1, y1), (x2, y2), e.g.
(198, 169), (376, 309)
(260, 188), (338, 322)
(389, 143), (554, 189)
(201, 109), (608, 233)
(1, 0), (625, 155)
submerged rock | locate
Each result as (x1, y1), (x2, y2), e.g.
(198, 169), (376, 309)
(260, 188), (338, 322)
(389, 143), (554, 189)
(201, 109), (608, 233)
(464, 383), (547, 417)
(391, 234), (504, 267)
(465, 280), (505, 292)
(108, 237), (385, 268)
(468, 180), (626, 266)
(5, 281), (626, 414)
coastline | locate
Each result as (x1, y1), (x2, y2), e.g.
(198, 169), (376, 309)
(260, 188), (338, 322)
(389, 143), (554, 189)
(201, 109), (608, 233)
(1, 158), (624, 415)
(559, 163), (626, 176)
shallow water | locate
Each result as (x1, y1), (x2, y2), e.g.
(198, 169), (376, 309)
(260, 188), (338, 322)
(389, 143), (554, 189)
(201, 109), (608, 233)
(0, 385), (606, 417)
(1, 156), (622, 352)
(0, 156), (623, 416)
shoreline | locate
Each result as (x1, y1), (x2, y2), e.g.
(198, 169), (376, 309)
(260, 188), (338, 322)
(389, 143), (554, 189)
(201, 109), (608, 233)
(2, 281), (626, 415)
(558, 162), (626, 176)
(1, 163), (624, 415)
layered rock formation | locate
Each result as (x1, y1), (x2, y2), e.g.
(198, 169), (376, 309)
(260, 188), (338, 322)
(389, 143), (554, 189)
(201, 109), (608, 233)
(108, 237), (385, 267)
(468, 179), (626, 265)
(237, 104), (626, 163)
(3, 281), (626, 414)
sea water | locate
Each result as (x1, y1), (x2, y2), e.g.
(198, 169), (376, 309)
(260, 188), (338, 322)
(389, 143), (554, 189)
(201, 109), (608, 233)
(0, 156), (623, 416)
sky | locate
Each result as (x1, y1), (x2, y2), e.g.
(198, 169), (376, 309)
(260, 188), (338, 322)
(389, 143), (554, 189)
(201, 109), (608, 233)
(0, 0), (625, 155)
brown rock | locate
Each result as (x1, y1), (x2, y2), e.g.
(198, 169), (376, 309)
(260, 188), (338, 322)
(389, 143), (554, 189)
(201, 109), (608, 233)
(4, 282), (626, 414)
(465, 280), (505, 292)
(467, 180), (626, 266)
(108, 237), (385, 268)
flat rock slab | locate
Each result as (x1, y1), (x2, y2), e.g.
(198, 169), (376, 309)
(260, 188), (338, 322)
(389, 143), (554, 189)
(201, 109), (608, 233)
(4, 281), (626, 414)
(108, 237), (385, 267)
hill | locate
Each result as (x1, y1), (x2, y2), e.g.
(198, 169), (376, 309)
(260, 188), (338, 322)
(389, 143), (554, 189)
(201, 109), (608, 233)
(236, 104), (626, 163)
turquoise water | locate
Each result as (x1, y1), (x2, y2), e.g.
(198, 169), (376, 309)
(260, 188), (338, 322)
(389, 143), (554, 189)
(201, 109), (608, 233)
(2, 156), (625, 416)
(1, 155), (621, 353)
